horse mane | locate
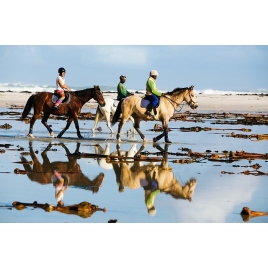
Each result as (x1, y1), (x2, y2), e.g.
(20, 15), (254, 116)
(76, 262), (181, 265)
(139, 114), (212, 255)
(165, 87), (189, 96)
(73, 85), (100, 98)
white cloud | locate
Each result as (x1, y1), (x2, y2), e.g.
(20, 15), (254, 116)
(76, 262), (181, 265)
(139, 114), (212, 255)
(92, 46), (149, 66)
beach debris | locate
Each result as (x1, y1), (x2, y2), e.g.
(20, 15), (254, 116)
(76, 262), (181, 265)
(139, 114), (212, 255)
(223, 132), (268, 140)
(0, 123), (12, 129)
(106, 154), (163, 163)
(240, 206), (268, 222)
(0, 144), (12, 148)
(108, 219), (118, 223)
(221, 169), (267, 176)
(13, 168), (87, 175)
(0, 149), (5, 153)
(13, 160), (34, 164)
(0, 111), (21, 116)
(172, 158), (194, 164)
(12, 201), (106, 219)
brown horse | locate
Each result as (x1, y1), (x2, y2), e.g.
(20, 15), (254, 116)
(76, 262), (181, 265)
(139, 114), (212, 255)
(19, 141), (104, 193)
(111, 86), (198, 143)
(20, 85), (106, 139)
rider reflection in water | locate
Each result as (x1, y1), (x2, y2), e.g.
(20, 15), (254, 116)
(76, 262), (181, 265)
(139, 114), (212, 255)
(142, 170), (160, 216)
(52, 170), (69, 207)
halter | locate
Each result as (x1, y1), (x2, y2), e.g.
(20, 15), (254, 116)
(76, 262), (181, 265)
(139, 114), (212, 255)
(162, 87), (197, 112)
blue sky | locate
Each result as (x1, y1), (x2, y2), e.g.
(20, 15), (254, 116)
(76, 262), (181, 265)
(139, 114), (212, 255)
(1, 1), (267, 91)
(1, 45), (267, 91)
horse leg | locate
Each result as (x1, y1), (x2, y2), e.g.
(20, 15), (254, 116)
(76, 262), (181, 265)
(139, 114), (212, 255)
(153, 132), (165, 143)
(73, 116), (84, 139)
(127, 116), (136, 135)
(163, 125), (172, 143)
(57, 117), (74, 139)
(116, 117), (130, 142)
(103, 111), (114, 134)
(41, 112), (54, 138)
(133, 119), (146, 142)
(28, 113), (40, 138)
(153, 121), (171, 143)
(92, 107), (103, 134)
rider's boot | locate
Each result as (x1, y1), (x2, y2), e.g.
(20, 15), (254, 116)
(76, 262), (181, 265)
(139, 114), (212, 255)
(145, 103), (153, 116)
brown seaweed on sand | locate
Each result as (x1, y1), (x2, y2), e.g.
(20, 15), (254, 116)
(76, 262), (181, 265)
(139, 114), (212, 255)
(240, 206), (268, 222)
(12, 201), (106, 219)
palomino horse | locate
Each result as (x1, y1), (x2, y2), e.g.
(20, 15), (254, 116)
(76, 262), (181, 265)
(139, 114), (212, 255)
(110, 143), (197, 215)
(92, 98), (135, 135)
(19, 141), (104, 196)
(20, 85), (106, 139)
(111, 86), (198, 143)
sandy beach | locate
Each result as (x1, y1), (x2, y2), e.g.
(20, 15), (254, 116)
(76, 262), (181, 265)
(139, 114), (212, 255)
(0, 91), (267, 113)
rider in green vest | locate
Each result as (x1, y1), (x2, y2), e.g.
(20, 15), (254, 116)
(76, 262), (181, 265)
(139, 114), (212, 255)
(145, 70), (162, 116)
(117, 75), (133, 101)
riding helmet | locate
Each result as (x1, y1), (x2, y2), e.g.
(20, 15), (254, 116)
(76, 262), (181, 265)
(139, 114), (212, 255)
(58, 67), (66, 74)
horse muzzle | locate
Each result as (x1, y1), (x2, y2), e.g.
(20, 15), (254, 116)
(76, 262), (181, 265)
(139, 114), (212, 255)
(190, 101), (198, 110)
(99, 102), (106, 107)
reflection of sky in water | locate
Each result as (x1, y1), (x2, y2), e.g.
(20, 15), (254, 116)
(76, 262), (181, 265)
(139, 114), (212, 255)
(0, 112), (267, 223)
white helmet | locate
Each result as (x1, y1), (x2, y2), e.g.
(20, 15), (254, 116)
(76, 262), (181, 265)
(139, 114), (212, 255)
(150, 70), (159, 76)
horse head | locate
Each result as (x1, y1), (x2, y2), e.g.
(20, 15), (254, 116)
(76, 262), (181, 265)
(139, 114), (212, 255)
(181, 177), (197, 202)
(93, 85), (106, 107)
(184, 85), (198, 110)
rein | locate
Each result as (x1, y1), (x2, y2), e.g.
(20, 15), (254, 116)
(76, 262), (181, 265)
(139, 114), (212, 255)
(162, 94), (185, 112)
(161, 88), (196, 112)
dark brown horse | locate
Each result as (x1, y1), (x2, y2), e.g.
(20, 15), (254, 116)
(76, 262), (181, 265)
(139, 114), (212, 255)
(20, 85), (106, 139)
(19, 141), (104, 193)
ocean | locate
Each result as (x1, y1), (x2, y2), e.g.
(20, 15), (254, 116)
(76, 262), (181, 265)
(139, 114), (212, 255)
(1, 82), (268, 95)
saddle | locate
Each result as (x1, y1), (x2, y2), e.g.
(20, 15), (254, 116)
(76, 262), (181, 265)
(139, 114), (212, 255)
(141, 95), (159, 115)
(52, 90), (71, 104)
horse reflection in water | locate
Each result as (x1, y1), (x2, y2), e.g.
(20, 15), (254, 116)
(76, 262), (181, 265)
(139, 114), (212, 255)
(20, 141), (104, 206)
(96, 143), (197, 216)
(95, 143), (138, 170)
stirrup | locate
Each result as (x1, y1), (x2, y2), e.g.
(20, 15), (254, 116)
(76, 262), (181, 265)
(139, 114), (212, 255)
(54, 105), (59, 110)
(145, 110), (152, 116)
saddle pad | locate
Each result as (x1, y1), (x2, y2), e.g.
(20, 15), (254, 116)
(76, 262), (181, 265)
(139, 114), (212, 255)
(113, 100), (119, 107)
(52, 95), (58, 103)
(141, 99), (150, 108)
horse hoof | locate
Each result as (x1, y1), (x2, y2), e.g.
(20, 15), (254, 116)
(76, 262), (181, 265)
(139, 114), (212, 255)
(50, 132), (54, 138)
(165, 140), (172, 144)
(28, 134), (35, 138)
(153, 138), (157, 143)
(143, 138), (147, 143)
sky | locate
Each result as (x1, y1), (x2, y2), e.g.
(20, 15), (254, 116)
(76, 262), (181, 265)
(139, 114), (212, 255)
(0, 45), (268, 91)
(1, 1), (268, 92)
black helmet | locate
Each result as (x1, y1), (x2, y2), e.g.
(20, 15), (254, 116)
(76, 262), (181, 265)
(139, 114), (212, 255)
(58, 67), (66, 74)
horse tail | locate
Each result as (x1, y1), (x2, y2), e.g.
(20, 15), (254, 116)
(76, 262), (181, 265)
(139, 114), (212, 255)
(111, 100), (123, 126)
(20, 94), (35, 120)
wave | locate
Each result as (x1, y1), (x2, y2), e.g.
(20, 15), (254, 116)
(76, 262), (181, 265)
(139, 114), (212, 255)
(0, 82), (267, 95)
